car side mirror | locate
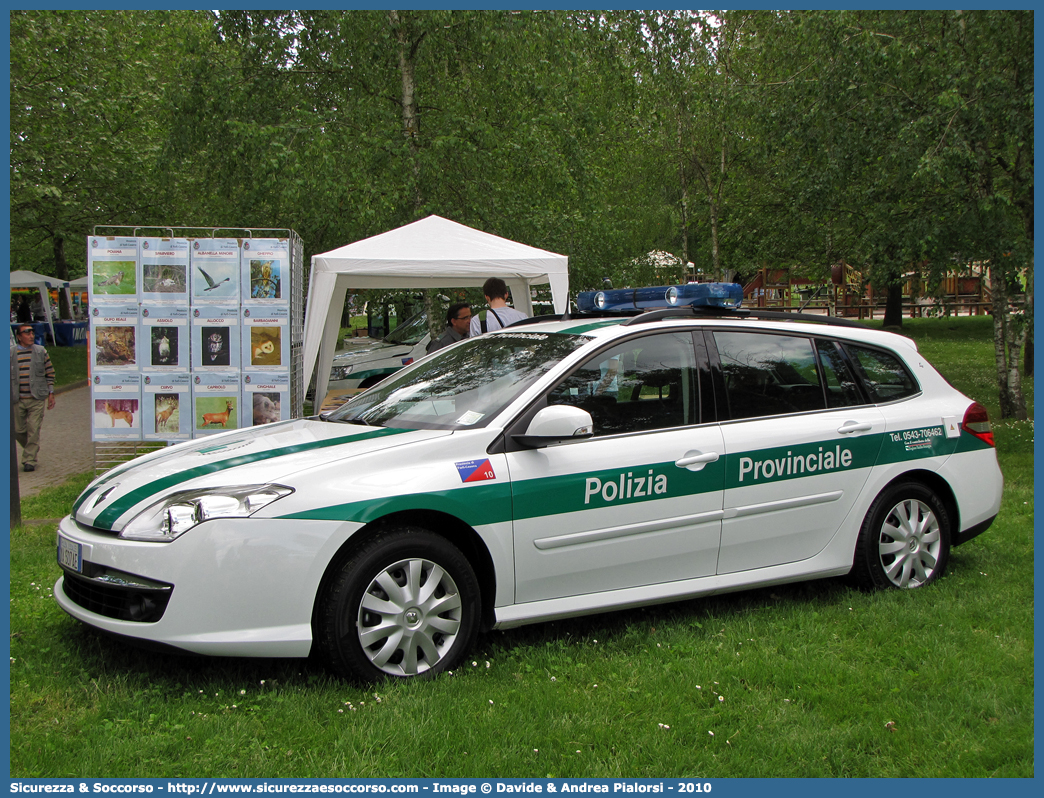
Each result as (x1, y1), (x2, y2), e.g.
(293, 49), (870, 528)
(512, 405), (594, 449)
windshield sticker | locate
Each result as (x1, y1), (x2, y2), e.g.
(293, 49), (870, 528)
(455, 459), (496, 483)
(455, 410), (484, 426)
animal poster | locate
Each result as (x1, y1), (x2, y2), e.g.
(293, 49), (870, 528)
(242, 371), (290, 428)
(142, 372), (191, 441)
(241, 238), (289, 303)
(139, 303), (189, 372)
(192, 372), (240, 436)
(90, 372), (142, 441)
(87, 236), (139, 303)
(190, 238), (240, 304)
(140, 237), (190, 303)
(191, 305), (241, 370)
(241, 303), (290, 369)
(89, 303), (140, 372)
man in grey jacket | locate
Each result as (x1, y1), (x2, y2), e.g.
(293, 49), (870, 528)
(11, 325), (56, 472)
(426, 303), (472, 354)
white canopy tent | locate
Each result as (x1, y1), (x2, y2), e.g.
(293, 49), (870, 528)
(9, 269), (58, 343)
(304, 215), (570, 403)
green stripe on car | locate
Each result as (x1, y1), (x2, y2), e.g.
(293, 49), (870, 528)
(277, 425), (979, 527)
(90, 428), (408, 530)
(280, 482), (514, 526)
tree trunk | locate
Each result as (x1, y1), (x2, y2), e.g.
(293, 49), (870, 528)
(53, 234), (73, 320)
(390, 10), (423, 215)
(390, 11), (438, 337)
(990, 265), (1017, 418)
(1022, 263), (1033, 377)
(882, 266), (904, 328)
(677, 120), (691, 282)
(1007, 322), (1028, 419)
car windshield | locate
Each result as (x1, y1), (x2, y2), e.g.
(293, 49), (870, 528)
(383, 311), (429, 346)
(327, 331), (589, 430)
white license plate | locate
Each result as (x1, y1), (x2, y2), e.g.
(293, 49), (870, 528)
(57, 535), (82, 573)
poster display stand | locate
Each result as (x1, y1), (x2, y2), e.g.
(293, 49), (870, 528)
(87, 228), (303, 471)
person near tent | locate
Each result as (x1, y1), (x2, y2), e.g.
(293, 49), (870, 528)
(470, 277), (528, 336)
(10, 324), (56, 472)
(427, 303), (472, 354)
(15, 296), (32, 324)
(30, 294), (46, 321)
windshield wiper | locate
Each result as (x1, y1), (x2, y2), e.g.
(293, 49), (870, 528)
(321, 413), (373, 425)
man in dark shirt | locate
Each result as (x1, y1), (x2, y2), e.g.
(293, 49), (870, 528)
(427, 303), (472, 354)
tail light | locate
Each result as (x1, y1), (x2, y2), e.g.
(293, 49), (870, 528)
(962, 402), (995, 447)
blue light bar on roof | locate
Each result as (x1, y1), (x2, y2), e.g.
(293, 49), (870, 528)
(577, 282), (743, 313)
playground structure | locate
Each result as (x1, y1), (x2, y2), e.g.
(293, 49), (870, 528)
(742, 262), (993, 319)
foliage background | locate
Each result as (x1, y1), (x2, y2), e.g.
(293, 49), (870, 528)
(9, 10), (1033, 296)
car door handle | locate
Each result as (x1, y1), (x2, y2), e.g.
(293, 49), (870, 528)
(675, 451), (720, 470)
(837, 421), (873, 434)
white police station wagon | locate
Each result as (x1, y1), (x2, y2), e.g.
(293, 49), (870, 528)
(55, 284), (1002, 683)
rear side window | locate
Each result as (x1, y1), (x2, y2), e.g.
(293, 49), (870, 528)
(714, 332), (825, 419)
(845, 344), (919, 403)
(817, 341), (865, 408)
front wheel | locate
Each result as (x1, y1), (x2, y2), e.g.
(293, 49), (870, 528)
(851, 482), (951, 590)
(318, 528), (481, 683)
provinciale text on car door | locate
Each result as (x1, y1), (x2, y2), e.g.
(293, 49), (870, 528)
(711, 331), (885, 574)
(506, 331), (726, 604)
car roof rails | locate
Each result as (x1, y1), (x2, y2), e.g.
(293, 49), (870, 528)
(622, 305), (868, 328)
(508, 309), (642, 328)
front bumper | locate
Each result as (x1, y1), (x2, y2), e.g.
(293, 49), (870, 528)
(54, 513), (362, 658)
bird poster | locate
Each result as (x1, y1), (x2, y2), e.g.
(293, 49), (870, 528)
(138, 302), (189, 372)
(241, 238), (288, 304)
(191, 304), (241, 370)
(241, 303), (290, 369)
(140, 237), (190, 304)
(87, 236), (139, 303)
(190, 238), (240, 304)
(89, 303), (140, 372)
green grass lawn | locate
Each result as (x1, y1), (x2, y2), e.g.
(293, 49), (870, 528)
(9, 316), (1034, 777)
(46, 343), (89, 389)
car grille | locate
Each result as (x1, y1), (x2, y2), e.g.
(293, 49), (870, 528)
(62, 571), (173, 623)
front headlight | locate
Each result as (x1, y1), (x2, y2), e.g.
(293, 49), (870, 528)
(330, 364), (354, 380)
(119, 484), (294, 542)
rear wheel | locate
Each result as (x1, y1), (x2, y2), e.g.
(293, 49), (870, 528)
(318, 528), (481, 683)
(851, 482), (951, 590)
